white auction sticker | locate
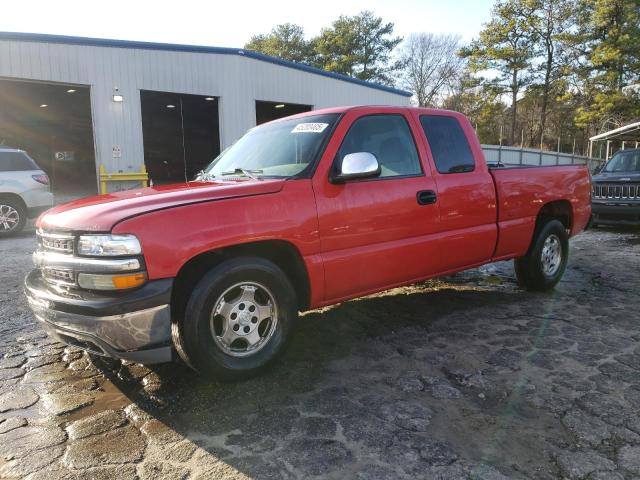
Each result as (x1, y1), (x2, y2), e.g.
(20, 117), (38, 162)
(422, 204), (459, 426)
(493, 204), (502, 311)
(291, 123), (329, 133)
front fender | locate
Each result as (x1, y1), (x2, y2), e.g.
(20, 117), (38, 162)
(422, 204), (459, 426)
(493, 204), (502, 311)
(111, 180), (321, 281)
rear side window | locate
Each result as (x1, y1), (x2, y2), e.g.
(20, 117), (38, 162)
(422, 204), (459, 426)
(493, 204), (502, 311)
(337, 114), (422, 178)
(0, 152), (39, 172)
(420, 115), (475, 174)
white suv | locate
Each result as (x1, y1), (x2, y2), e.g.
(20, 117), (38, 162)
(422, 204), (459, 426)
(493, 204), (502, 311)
(0, 147), (54, 236)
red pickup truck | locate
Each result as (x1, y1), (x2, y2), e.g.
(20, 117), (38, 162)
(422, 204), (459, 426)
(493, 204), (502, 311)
(25, 106), (591, 380)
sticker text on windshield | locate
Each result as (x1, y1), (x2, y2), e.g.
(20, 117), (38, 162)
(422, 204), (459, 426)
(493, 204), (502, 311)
(291, 123), (329, 134)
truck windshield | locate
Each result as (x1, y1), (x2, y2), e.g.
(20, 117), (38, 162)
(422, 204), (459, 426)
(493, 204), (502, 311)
(201, 113), (339, 180)
(603, 150), (640, 173)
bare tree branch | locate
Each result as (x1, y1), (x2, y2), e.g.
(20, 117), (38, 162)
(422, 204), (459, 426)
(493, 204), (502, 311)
(399, 33), (464, 107)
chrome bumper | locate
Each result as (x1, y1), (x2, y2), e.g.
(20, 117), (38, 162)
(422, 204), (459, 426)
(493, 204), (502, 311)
(24, 270), (173, 364)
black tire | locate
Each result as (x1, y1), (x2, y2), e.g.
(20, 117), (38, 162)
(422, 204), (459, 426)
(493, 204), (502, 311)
(172, 256), (297, 381)
(514, 219), (569, 291)
(0, 198), (26, 237)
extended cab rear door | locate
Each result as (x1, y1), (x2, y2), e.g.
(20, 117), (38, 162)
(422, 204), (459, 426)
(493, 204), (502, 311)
(410, 110), (497, 270)
(311, 107), (442, 304)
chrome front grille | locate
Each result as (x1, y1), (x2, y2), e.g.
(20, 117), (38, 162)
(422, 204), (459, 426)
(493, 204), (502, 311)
(37, 230), (75, 254)
(37, 229), (76, 286)
(592, 183), (640, 200)
(42, 267), (75, 286)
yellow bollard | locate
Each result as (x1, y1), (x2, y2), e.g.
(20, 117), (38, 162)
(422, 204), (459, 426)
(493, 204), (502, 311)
(99, 164), (108, 194)
(99, 163), (149, 193)
(140, 164), (149, 187)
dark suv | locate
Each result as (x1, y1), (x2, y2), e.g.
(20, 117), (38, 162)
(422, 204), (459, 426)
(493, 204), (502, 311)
(591, 148), (640, 227)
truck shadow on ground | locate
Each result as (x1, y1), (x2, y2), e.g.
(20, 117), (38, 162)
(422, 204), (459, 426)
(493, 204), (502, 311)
(100, 278), (563, 478)
(6, 230), (637, 478)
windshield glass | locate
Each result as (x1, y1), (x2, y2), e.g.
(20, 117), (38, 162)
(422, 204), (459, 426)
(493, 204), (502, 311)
(603, 150), (640, 173)
(0, 151), (39, 172)
(201, 113), (339, 179)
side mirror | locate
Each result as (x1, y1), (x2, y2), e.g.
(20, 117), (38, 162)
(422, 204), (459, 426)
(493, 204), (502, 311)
(331, 152), (381, 183)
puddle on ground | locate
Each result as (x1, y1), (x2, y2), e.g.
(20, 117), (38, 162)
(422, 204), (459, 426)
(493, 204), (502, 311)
(626, 235), (640, 245)
(64, 378), (131, 422)
(481, 275), (504, 285)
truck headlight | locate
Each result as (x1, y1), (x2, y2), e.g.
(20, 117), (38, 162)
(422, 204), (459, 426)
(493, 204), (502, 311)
(77, 234), (142, 256)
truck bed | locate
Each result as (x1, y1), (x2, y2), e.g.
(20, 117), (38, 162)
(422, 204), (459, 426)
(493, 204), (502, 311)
(490, 164), (592, 260)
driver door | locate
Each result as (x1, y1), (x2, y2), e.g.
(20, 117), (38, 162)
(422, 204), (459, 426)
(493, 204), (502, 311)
(312, 109), (442, 303)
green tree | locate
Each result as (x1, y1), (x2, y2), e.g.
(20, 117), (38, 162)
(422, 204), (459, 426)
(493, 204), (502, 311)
(463, 0), (537, 144)
(443, 74), (507, 145)
(565, 0), (640, 131)
(313, 11), (402, 84)
(528, 0), (574, 147)
(245, 23), (313, 64)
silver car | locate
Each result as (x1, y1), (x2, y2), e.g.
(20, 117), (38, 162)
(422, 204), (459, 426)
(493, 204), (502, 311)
(0, 147), (54, 236)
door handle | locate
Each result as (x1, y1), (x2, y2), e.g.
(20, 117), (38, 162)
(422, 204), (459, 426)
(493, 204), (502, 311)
(417, 190), (437, 205)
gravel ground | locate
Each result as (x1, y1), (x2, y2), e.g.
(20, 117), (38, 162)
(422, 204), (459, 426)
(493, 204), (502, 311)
(1, 226), (640, 479)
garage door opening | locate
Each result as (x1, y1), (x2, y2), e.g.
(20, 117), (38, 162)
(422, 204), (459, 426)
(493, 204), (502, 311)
(255, 100), (312, 125)
(0, 78), (97, 197)
(140, 90), (220, 184)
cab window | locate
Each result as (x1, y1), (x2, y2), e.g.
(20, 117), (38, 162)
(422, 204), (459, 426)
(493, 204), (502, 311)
(337, 114), (422, 178)
(420, 115), (475, 174)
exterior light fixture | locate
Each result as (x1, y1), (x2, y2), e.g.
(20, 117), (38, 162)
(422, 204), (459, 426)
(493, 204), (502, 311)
(275, 104), (285, 109)
(112, 87), (123, 102)
(166, 104), (176, 109)
(205, 97), (215, 101)
(67, 89), (76, 93)
(39, 104), (48, 108)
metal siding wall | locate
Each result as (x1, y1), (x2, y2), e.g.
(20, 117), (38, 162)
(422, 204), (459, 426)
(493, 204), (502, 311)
(0, 40), (409, 184)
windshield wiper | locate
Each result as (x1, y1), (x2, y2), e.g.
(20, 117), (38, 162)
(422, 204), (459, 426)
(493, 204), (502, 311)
(195, 170), (215, 181)
(220, 168), (263, 180)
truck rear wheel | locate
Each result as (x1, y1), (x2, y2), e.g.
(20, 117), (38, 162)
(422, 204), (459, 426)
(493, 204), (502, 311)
(172, 256), (297, 381)
(514, 219), (569, 291)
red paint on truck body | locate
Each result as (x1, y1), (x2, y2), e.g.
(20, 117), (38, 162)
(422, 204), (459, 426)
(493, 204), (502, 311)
(37, 106), (592, 309)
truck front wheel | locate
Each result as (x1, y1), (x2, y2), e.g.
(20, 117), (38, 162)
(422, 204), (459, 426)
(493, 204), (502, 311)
(172, 257), (297, 380)
(514, 219), (569, 291)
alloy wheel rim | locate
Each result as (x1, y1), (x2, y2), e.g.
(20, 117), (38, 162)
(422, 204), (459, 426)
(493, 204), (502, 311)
(541, 234), (562, 276)
(209, 282), (278, 357)
(0, 204), (20, 232)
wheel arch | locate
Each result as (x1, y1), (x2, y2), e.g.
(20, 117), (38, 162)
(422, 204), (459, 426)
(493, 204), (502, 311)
(170, 239), (311, 324)
(0, 192), (27, 213)
(535, 199), (573, 232)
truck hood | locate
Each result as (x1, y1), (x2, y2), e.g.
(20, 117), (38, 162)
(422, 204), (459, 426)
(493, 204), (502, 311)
(39, 179), (286, 232)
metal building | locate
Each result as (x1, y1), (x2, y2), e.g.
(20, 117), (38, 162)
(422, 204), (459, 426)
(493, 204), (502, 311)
(0, 32), (411, 194)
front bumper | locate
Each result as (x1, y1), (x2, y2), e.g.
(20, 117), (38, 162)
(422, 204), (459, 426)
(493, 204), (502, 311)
(591, 202), (640, 226)
(24, 269), (174, 363)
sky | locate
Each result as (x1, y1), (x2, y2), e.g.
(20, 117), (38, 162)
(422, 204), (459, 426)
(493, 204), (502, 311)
(1, 0), (494, 48)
